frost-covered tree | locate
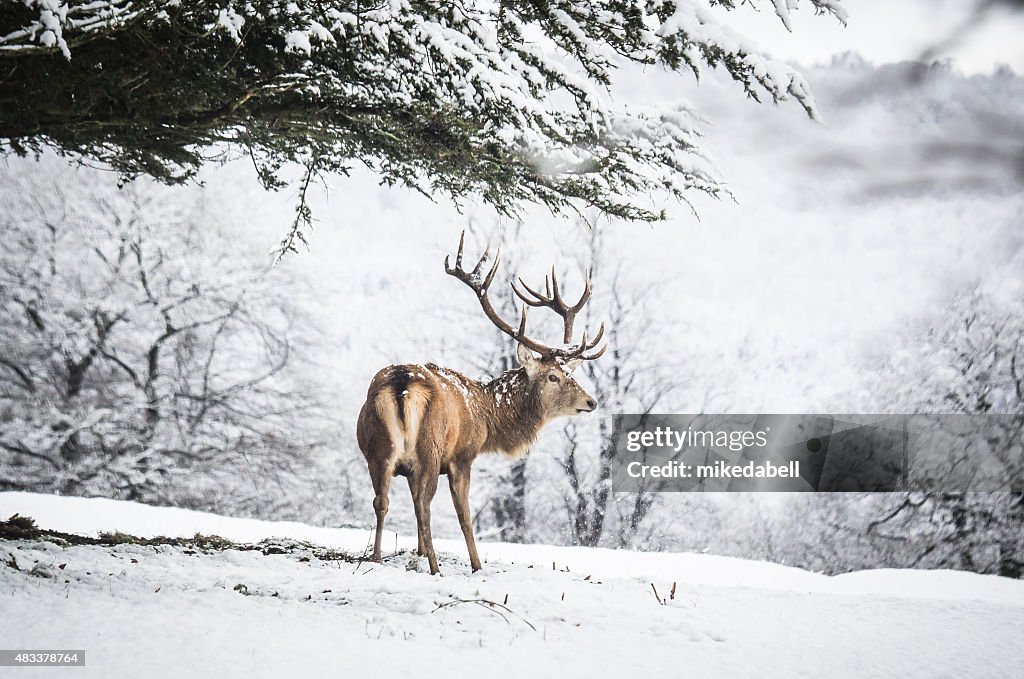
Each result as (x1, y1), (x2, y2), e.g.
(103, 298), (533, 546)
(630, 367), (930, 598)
(792, 288), (1024, 578)
(871, 288), (1023, 577)
(555, 225), (697, 547)
(879, 288), (1023, 416)
(1, 1), (846, 252)
(0, 164), (337, 515)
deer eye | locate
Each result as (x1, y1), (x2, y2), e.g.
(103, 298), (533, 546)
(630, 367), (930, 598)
(547, 373), (559, 383)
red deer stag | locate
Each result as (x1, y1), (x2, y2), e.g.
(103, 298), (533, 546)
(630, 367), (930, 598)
(356, 232), (607, 574)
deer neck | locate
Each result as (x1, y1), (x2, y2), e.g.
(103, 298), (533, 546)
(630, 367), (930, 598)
(482, 368), (544, 457)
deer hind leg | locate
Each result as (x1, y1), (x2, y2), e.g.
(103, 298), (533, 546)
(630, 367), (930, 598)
(407, 475), (426, 556)
(448, 463), (482, 572)
(411, 461), (441, 575)
(369, 460), (393, 562)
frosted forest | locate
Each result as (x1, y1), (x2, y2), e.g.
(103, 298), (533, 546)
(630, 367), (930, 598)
(2, 0), (1022, 580)
(3, 3), (1024, 676)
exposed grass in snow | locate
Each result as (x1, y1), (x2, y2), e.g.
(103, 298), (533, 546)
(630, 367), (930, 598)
(0, 512), (358, 567)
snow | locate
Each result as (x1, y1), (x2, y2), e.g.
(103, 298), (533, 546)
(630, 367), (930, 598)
(214, 8), (246, 43)
(284, 30), (312, 54)
(2, 492), (1022, 678)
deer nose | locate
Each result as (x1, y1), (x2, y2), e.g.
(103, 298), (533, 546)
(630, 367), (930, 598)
(586, 399), (598, 410)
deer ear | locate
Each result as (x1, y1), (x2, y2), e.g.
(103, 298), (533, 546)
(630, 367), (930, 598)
(516, 343), (540, 375)
(563, 358), (583, 373)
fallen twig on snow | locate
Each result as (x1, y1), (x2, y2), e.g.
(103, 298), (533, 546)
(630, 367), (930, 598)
(431, 597), (537, 631)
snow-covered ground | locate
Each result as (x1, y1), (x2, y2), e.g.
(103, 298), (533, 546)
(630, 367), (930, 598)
(2, 492), (1022, 678)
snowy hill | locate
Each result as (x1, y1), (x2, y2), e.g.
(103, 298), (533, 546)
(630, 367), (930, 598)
(2, 492), (1022, 678)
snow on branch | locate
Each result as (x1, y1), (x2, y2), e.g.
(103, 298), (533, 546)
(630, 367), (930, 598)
(0, 1), (845, 234)
(0, 0), (156, 59)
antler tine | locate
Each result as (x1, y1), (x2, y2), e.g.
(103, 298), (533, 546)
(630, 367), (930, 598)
(553, 267), (593, 313)
(549, 321), (607, 361)
(580, 342), (607, 360)
(444, 230), (466, 274)
(568, 268), (593, 313)
(584, 322), (605, 350)
(471, 246), (499, 288)
(471, 243), (493, 278)
(550, 268), (564, 309)
(515, 267), (591, 315)
(483, 249), (501, 290)
(512, 276), (553, 307)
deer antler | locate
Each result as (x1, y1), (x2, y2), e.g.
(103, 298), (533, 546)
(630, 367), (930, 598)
(512, 267), (606, 361)
(445, 231), (607, 361)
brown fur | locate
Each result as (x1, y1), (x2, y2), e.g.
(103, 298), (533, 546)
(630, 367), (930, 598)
(356, 352), (596, 574)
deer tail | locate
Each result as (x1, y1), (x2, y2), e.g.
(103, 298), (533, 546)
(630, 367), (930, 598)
(373, 381), (431, 458)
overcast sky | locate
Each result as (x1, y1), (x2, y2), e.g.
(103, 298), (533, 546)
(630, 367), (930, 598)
(727, 0), (1024, 74)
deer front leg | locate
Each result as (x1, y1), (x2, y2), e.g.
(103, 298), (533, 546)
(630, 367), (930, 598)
(448, 464), (482, 572)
